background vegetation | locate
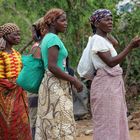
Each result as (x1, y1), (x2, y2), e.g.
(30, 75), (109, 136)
(0, 0), (140, 91)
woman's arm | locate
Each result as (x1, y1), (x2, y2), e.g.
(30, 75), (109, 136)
(97, 36), (140, 67)
(48, 46), (83, 92)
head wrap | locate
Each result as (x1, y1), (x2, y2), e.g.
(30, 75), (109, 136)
(0, 23), (20, 37)
(89, 9), (112, 25)
(0, 23), (19, 49)
(44, 8), (65, 26)
(32, 17), (44, 31)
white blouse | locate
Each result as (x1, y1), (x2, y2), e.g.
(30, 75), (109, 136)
(90, 34), (118, 70)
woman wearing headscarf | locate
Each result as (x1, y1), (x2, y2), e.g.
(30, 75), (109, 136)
(35, 8), (83, 140)
(0, 23), (32, 140)
(89, 9), (140, 140)
(28, 17), (46, 140)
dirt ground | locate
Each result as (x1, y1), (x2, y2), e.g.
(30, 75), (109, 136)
(76, 131), (140, 140)
(76, 119), (140, 140)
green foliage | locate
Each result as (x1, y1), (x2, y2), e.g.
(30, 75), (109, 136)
(114, 6), (140, 85)
(0, 0), (140, 85)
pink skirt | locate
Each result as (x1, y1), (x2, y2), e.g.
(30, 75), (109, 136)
(90, 66), (130, 140)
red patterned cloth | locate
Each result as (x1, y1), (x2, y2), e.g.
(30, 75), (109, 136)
(0, 78), (32, 140)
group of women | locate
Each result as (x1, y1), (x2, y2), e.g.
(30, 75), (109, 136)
(0, 8), (140, 140)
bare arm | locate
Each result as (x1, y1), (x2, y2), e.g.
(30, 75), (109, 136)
(97, 36), (140, 67)
(48, 46), (83, 92)
(48, 46), (75, 82)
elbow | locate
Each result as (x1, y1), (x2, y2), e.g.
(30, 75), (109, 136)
(48, 64), (55, 72)
(106, 62), (117, 68)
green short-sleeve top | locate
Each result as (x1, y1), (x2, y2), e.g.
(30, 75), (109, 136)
(41, 33), (68, 71)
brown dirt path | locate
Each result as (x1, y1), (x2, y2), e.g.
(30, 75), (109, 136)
(76, 119), (140, 140)
(77, 131), (140, 140)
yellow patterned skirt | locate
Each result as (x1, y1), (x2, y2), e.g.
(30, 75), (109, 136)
(35, 70), (76, 140)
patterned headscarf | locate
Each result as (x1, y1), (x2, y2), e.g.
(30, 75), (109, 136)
(89, 9), (112, 25)
(0, 23), (20, 49)
(0, 23), (20, 37)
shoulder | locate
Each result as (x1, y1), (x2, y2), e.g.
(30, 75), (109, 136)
(32, 42), (39, 48)
(91, 34), (106, 42)
(91, 35), (111, 53)
(44, 33), (60, 41)
(42, 33), (61, 45)
(12, 49), (21, 57)
(41, 33), (63, 49)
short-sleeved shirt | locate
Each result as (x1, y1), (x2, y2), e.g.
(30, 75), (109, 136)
(91, 34), (118, 70)
(41, 33), (68, 71)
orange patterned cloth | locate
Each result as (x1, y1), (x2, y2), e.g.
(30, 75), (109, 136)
(0, 48), (22, 79)
(0, 79), (32, 140)
(0, 49), (32, 140)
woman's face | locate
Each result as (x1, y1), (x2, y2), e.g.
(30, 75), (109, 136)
(55, 13), (67, 33)
(6, 30), (20, 45)
(97, 15), (113, 33)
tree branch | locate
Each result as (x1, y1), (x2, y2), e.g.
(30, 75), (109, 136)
(18, 39), (33, 54)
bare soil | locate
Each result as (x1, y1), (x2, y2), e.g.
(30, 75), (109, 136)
(76, 119), (140, 140)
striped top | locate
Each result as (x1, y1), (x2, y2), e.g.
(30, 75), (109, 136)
(0, 49), (22, 79)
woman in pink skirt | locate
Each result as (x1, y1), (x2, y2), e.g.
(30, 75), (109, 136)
(89, 9), (140, 140)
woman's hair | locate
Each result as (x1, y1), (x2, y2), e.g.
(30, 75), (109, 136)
(32, 17), (44, 41)
(42, 8), (65, 33)
(90, 23), (97, 34)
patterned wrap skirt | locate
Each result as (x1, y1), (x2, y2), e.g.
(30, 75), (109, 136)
(90, 66), (130, 140)
(0, 78), (32, 140)
(35, 70), (76, 140)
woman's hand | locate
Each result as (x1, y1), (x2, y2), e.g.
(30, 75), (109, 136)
(72, 78), (83, 93)
(128, 36), (140, 49)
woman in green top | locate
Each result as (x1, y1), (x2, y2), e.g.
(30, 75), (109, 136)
(35, 8), (83, 140)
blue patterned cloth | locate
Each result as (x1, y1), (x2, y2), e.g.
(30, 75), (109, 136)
(90, 9), (112, 24)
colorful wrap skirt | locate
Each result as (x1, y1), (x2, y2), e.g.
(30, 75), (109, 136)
(0, 78), (32, 140)
(35, 70), (76, 140)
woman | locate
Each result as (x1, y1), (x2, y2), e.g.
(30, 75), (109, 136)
(35, 8), (83, 140)
(89, 9), (140, 140)
(0, 23), (32, 140)
(28, 17), (46, 140)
